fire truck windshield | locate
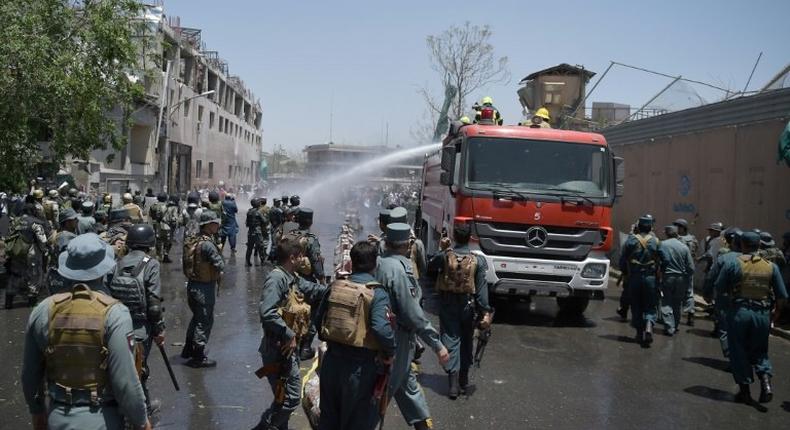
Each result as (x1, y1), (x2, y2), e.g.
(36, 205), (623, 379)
(465, 137), (612, 198)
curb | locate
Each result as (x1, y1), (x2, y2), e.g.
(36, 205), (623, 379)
(693, 294), (790, 342)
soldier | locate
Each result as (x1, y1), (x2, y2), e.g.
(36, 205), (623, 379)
(658, 225), (695, 336)
(377, 222), (449, 430)
(703, 227), (742, 358)
(101, 209), (132, 259)
(673, 218), (699, 326)
(43, 189), (60, 231)
(245, 198), (268, 266)
(219, 194), (239, 254)
(5, 203), (48, 308)
(31, 189), (47, 221)
(48, 208), (80, 295)
(267, 199), (283, 262)
(77, 200), (97, 234)
(133, 189), (146, 210)
(255, 197), (271, 260)
(427, 224), (492, 399)
(108, 224), (166, 416)
(758, 232), (787, 269)
(182, 202), (202, 241)
(619, 215), (661, 347)
(148, 193), (169, 261)
(160, 195), (182, 262)
(289, 195), (300, 209)
(21, 233), (152, 430)
(181, 211), (225, 367)
(96, 193), (113, 220)
(285, 208), (325, 360)
(315, 241), (396, 430)
(122, 192), (144, 223)
(63, 188), (80, 210)
(252, 238), (326, 430)
(715, 231), (787, 404)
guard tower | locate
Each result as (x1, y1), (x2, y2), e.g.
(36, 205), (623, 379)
(517, 63), (596, 127)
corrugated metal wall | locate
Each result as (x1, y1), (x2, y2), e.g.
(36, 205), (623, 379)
(604, 88), (790, 244)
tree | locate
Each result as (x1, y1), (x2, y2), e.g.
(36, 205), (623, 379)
(421, 22), (509, 122)
(0, 0), (143, 191)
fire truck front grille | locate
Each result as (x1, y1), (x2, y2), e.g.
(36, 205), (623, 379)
(475, 222), (601, 261)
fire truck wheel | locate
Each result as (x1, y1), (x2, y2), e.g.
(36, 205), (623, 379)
(556, 297), (589, 316)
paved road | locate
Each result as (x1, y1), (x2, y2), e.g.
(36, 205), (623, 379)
(1, 220), (789, 429)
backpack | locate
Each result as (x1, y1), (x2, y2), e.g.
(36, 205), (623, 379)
(436, 249), (477, 294)
(149, 203), (166, 222)
(285, 230), (313, 276)
(182, 235), (220, 282)
(163, 205), (180, 227)
(277, 274), (312, 340)
(6, 218), (34, 259)
(108, 256), (150, 321)
(319, 279), (382, 350)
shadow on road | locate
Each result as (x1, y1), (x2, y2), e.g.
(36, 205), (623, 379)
(682, 356), (730, 373)
(684, 385), (733, 402)
(417, 371), (447, 398)
(686, 328), (715, 338)
(782, 401), (790, 412)
(491, 302), (596, 328)
(598, 334), (638, 344)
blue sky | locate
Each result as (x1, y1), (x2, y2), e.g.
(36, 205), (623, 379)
(164, 0), (789, 152)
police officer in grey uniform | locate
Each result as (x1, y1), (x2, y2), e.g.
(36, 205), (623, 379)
(47, 208), (80, 295)
(658, 225), (695, 336)
(619, 215), (661, 347)
(21, 233), (152, 430)
(77, 200), (97, 234)
(673, 218), (698, 326)
(182, 210), (225, 368)
(703, 227), (742, 358)
(377, 222), (449, 430)
(6, 203), (48, 308)
(253, 238), (326, 430)
(368, 209), (390, 255)
(427, 223), (492, 399)
(108, 224), (165, 415)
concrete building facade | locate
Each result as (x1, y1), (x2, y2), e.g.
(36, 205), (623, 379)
(70, 4), (262, 197)
(303, 143), (422, 183)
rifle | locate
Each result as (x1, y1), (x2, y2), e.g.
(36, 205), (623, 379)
(371, 359), (392, 430)
(473, 309), (495, 369)
(158, 343), (180, 391)
(255, 360), (288, 405)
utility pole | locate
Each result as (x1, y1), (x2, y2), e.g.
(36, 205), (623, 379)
(329, 93), (334, 143)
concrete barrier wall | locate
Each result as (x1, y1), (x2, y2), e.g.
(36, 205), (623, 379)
(611, 117), (790, 244)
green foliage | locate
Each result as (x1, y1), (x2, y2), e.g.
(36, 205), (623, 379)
(0, 0), (142, 191)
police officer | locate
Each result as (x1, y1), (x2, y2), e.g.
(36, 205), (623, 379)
(619, 215), (661, 347)
(267, 199), (283, 262)
(181, 210), (225, 367)
(47, 208), (81, 296)
(253, 238), (326, 430)
(6, 203), (48, 308)
(148, 193), (169, 261)
(21, 233), (152, 430)
(703, 227), (742, 358)
(122, 193), (144, 223)
(101, 209), (132, 259)
(285, 208), (325, 360)
(77, 200), (97, 234)
(715, 231), (787, 404)
(108, 224), (165, 415)
(256, 197), (271, 261)
(673, 218), (699, 326)
(315, 241), (396, 430)
(219, 194), (239, 254)
(289, 195), (300, 209)
(96, 193), (113, 220)
(758, 232), (787, 269)
(182, 202), (202, 241)
(163, 195), (182, 253)
(245, 198), (268, 266)
(377, 222), (449, 430)
(427, 224), (492, 399)
(658, 225), (695, 336)
(389, 207), (427, 281)
(368, 209), (390, 256)
(700, 222), (725, 271)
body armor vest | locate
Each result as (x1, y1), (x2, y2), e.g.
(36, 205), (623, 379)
(150, 203), (166, 222)
(183, 235), (221, 282)
(285, 230), (313, 276)
(276, 269), (312, 340)
(45, 284), (119, 403)
(436, 250), (477, 294)
(629, 234), (659, 267)
(108, 256), (151, 321)
(320, 279), (381, 350)
(735, 254), (773, 301)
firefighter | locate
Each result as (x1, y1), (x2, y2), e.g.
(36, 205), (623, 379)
(21, 233), (151, 430)
(315, 241), (396, 430)
(427, 223), (492, 399)
(252, 238), (326, 430)
(377, 222), (449, 430)
(122, 192), (144, 223)
(181, 211), (225, 368)
(715, 231), (787, 404)
(619, 215), (661, 347)
(246, 198), (268, 266)
(5, 203), (48, 308)
(474, 96), (503, 125)
(108, 224), (165, 416)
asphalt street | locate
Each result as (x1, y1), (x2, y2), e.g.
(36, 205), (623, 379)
(1, 219), (789, 429)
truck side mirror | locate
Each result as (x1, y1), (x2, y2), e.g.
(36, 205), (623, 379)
(440, 145), (456, 186)
(614, 156), (625, 198)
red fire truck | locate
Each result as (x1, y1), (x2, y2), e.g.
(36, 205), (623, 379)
(419, 120), (624, 315)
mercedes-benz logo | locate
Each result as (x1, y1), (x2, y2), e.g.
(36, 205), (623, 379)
(525, 226), (548, 248)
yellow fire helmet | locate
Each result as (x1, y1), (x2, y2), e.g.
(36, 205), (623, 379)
(535, 107), (551, 121)
(459, 116), (471, 124)
(481, 96), (494, 105)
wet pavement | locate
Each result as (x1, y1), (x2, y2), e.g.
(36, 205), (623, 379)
(2, 219), (790, 429)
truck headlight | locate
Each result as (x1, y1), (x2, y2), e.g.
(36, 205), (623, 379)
(581, 263), (607, 279)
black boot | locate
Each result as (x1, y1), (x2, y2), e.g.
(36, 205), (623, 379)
(245, 259), (252, 267)
(642, 323), (653, 347)
(448, 372), (460, 400)
(413, 419), (433, 430)
(687, 313), (694, 327)
(4, 294), (13, 310)
(616, 308), (628, 322)
(181, 341), (194, 359)
(187, 348), (217, 368)
(459, 368), (469, 392)
(163, 255), (172, 263)
(299, 338), (316, 361)
(735, 384), (752, 404)
(758, 374), (773, 403)
(27, 295), (37, 307)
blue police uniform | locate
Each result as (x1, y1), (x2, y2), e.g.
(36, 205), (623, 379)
(658, 236), (695, 334)
(619, 231), (662, 345)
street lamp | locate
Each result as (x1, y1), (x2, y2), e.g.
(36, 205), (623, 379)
(158, 89), (215, 192)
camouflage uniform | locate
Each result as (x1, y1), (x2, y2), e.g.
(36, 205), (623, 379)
(6, 215), (48, 305)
